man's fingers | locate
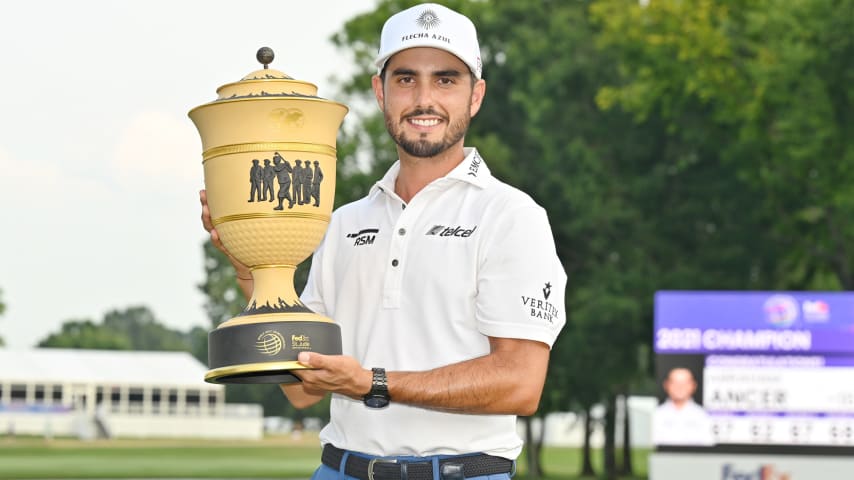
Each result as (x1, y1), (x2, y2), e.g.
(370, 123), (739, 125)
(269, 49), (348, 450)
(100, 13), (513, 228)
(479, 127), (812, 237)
(200, 188), (250, 277)
(210, 228), (224, 250)
(201, 188), (226, 255)
(200, 190), (215, 232)
(202, 206), (214, 232)
(298, 351), (314, 367)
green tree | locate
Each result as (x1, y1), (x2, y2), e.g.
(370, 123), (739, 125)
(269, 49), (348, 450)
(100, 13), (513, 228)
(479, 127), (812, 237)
(37, 306), (198, 353)
(592, 0), (854, 291)
(38, 318), (132, 350)
(199, 241), (246, 328)
(101, 306), (190, 351)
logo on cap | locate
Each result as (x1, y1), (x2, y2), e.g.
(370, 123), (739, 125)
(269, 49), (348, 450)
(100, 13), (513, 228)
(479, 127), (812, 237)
(416, 9), (440, 29)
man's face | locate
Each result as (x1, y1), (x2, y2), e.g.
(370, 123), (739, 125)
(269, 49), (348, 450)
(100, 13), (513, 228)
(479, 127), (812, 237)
(372, 47), (485, 158)
(664, 368), (697, 403)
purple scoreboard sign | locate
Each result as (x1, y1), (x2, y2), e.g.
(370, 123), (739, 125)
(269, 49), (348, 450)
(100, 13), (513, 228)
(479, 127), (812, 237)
(653, 291), (854, 453)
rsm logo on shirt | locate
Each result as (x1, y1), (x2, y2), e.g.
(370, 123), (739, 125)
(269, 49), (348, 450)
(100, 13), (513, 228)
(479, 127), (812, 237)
(426, 224), (478, 238)
(346, 228), (379, 246)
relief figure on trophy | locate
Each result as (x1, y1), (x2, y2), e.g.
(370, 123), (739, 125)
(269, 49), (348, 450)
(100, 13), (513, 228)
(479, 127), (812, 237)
(310, 160), (323, 206)
(250, 151), (324, 210)
(248, 159), (263, 202)
(262, 158), (275, 202)
(272, 152), (294, 210)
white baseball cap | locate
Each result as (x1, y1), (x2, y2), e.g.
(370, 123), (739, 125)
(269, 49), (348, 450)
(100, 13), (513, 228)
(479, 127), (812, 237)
(375, 3), (483, 79)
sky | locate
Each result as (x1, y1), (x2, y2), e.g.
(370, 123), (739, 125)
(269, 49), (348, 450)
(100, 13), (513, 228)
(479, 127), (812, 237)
(0, 0), (376, 349)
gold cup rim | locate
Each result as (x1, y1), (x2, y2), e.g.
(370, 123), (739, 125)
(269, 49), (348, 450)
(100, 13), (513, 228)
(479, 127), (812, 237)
(205, 360), (308, 383)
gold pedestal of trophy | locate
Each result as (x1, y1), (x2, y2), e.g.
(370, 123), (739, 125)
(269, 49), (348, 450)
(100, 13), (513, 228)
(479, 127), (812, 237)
(189, 48), (348, 384)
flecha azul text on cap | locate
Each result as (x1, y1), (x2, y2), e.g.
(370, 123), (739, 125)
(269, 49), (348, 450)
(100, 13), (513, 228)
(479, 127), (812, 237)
(402, 32), (450, 44)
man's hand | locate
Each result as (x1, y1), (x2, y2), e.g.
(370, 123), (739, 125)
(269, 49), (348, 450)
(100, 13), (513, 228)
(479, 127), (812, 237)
(292, 352), (373, 400)
(200, 189), (253, 297)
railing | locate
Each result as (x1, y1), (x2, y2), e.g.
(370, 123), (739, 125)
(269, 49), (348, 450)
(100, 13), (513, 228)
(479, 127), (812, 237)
(2, 400), (262, 419)
(105, 401), (261, 418)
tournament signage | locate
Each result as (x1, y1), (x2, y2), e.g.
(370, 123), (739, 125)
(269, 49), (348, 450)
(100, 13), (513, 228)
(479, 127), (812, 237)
(653, 291), (854, 451)
(651, 291), (854, 479)
(655, 292), (854, 354)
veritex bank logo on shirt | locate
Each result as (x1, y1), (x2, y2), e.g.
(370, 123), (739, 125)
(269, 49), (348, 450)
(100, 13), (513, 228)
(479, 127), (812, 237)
(426, 224), (478, 237)
(522, 282), (559, 324)
(346, 228), (379, 246)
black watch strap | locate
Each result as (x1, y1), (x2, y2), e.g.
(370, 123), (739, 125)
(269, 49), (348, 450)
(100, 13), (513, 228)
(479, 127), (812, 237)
(363, 367), (390, 408)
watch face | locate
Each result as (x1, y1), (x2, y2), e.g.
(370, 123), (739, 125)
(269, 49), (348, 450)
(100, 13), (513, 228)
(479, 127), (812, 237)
(364, 395), (390, 409)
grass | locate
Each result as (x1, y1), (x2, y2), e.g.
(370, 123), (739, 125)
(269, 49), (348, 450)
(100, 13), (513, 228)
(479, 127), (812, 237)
(0, 435), (649, 479)
(0, 436), (319, 479)
(520, 447), (649, 479)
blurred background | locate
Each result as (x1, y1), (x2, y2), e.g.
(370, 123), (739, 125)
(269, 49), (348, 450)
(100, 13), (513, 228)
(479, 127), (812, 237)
(0, 0), (852, 479)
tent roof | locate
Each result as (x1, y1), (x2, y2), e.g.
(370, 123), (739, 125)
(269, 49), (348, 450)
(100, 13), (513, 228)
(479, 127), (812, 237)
(0, 348), (221, 390)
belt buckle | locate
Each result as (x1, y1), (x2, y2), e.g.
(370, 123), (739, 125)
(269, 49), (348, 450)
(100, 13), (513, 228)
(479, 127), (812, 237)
(367, 457), (398, 480)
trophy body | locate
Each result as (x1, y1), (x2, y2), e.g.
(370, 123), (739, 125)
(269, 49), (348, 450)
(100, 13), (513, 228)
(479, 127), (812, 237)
(189, 49), (348, 384)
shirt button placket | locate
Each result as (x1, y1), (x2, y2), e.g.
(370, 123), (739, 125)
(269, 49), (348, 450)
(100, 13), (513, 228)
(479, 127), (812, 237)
(383, 222), (407, 308)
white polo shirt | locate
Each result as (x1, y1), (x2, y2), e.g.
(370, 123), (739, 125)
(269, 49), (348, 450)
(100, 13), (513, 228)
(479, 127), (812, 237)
(301, 148), (567, 459)
(652, 399), (715, 446)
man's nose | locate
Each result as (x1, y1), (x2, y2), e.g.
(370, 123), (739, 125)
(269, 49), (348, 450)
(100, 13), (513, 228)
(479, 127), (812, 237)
(413, 82), (435, 108)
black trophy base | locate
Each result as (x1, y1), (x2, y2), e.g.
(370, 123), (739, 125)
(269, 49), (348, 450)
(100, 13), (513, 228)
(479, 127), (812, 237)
(205, 320), (342, 384)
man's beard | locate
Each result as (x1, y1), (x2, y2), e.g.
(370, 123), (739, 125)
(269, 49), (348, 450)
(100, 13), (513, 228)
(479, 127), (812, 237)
(386, 108), (470, 158)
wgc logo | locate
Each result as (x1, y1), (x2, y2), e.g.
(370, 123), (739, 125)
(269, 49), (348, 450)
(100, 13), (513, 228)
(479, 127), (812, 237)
(256, 330), (286, 356)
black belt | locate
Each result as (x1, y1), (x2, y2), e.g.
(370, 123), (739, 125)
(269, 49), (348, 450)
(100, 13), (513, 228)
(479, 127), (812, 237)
(321, 444), (514, 480)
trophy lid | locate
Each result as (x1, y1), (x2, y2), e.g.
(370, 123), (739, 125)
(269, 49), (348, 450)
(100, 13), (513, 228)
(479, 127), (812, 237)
(214, 47), (322, 100)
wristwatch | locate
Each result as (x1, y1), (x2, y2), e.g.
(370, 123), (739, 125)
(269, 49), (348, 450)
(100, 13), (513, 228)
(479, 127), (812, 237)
(363, 367), (391, 408)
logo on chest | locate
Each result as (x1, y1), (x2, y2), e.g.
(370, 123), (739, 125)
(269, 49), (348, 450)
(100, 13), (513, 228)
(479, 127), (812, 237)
(346, 228), (379, 246)
(426, 224), (478, 238)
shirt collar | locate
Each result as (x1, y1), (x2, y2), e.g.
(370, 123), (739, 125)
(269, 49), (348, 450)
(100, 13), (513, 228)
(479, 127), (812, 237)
(370, 148), (491, 198)
(447, 148), (491, 188)
(371, 160), (402, 198)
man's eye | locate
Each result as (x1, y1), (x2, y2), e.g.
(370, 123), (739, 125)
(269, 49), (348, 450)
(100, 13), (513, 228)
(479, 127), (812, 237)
(399, 76), (414, 84)
(438, 78), (455, 85)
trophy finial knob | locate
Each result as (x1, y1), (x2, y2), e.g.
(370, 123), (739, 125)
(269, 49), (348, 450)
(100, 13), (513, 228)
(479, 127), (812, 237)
(256, 47), (274, 69)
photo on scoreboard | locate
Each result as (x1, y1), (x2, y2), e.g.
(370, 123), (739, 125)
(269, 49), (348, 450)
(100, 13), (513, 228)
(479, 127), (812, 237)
(653, 291), (854, 454)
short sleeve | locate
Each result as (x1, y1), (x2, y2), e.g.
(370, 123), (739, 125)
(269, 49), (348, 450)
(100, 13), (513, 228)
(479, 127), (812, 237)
(475, 204), (567, 347)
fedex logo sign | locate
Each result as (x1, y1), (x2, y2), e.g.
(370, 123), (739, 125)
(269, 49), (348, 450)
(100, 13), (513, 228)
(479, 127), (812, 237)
(721, 464), (791, 480)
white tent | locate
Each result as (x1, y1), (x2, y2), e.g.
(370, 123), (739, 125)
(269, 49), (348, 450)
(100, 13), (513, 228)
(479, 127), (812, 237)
(0, 348), (216, 387)
(0, 348), (260, 440)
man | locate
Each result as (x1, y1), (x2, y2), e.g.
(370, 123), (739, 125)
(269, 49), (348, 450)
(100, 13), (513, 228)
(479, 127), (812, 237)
(311, 160), (323, 207)
(248, 158), (262, 202)
(272, 153), (295, 210)
(652, 367), (715, 446)
(293, 159), (305, 205)
(262, 158), (275, 203)
(302, 159), (314, 205)
(201, 3), (566, 479)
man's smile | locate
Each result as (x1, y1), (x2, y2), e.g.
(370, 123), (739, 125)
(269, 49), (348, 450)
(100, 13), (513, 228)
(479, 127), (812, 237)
(408, 117), (443, 127)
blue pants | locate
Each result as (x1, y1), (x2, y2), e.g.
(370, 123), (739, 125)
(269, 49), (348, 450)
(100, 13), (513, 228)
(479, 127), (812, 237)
(311, 450), (515, 480)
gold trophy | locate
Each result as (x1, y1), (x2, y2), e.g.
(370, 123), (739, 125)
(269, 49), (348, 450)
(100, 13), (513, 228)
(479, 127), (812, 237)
(189, 47), (347, 384)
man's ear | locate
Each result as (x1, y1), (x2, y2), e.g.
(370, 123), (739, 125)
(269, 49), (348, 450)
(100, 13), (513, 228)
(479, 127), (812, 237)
(469, 78), (486, 117)
(371, 75), (385, 111)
